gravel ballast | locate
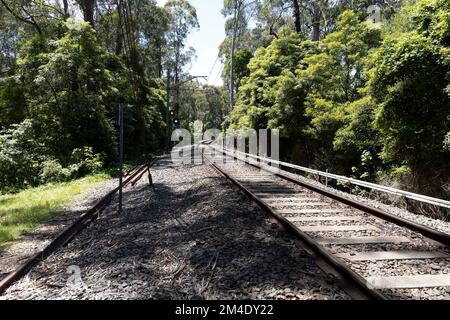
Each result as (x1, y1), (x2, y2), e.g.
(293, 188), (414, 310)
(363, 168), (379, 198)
(0, 157), (348, 300)
(214, 155), (450, 300)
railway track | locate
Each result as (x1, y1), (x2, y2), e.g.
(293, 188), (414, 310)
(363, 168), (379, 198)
(0, 161), (155, 295)
(2, 145), (449, 300)
(205, 145), (450, 300)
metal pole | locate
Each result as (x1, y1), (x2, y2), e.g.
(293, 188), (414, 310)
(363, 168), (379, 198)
(118, 103), (124, 214)
(165, 69), (171, 153)
(165, 74), (206, 153)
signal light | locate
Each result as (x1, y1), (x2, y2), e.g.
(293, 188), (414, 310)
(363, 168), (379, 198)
(169, 109), (180, 126)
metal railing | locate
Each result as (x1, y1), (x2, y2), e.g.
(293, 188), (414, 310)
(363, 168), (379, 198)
(209, 144), (450, 209)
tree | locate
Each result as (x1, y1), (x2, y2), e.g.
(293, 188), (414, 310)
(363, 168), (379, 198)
(299, 10), (381, 170)
(16, 20), (124, 161)
(0, 119), (45, 190)
(164, 0), (199, 109)
(177, 83), (228, 130)
(301, 11), (380, 131)
(0, 0), (180, 193)
(292, 0), (301, 33)
(0, 75), (26, 128)
(0, 0), (44, 34)
(223, 0), (247, 110)
(369, 0), (450, 194)
(229, 32), (318, 134)
(75, 0), (96, 26)
(224, 48), (253, 92)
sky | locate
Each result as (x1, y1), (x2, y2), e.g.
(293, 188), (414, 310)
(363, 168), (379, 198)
(156, 0), (226, 86)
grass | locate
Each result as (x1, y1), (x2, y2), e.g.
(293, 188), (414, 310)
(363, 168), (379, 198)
(0, 172), (111, 245)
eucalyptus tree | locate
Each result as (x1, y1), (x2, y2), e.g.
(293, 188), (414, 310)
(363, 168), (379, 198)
(224, 0), (245, 110)
(222, 0), (267, 111)
(75, 0), (96, 25)
(163, 0), (199, 108)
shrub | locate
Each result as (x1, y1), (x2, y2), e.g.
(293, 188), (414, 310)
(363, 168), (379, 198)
(444, 132), (450, 151)
(389, 165), (412, 182)
(0, 119), (44, 192)
(39, 159), (71, 184)
(70, 147), (104, 177)
(0, 120), (105, 193)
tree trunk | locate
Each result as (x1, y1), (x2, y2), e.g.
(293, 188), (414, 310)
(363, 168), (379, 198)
(115, 0), (123, 55)
(165, 69), (171, 151)
(77, 0), (95, 26)
(229, 0), (241, 111)
(62, 0), (69, 18)
(174, 42), (180, 110)
(311, 0), (320, 41)
(292, 0), (301, 34)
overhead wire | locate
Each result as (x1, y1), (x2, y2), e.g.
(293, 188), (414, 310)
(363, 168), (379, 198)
(211, 63), (224, 86)
(206, 54), (219, 83)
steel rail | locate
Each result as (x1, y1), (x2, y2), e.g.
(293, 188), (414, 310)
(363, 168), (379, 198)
(209, 146), (450, 247)
(209, 145), (450, 209)
(124, 163), (142, 177)
(0, 161), (155, 295)
(205, 155), (388, 300)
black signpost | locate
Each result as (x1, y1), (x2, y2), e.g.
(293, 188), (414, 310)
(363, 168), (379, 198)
(118, 103), (124, 214)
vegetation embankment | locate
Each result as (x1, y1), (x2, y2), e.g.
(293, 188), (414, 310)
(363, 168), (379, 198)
(0, 172), (111, 245)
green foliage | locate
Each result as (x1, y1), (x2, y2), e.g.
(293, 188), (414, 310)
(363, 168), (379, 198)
(0, 75), (26, 128)
(0, 119), (106, 193)
(370, 0), (450, 169)
(390, 165), (412, 181)
(0, 119), (44, 192)
(70, 146), (105, 176)
(16, 20), (121, 161)
(164, 0), (199, 74)
(228, 2), (449, 199)
(334, 96), (380, 154)
(229, 32), (319, 135)
(39, 159), (70, 184)
(177, 83), (228, 130)
(301, 11), (381, 141)
(0, 1), (191, 194)
(1, 0), (448, 202)
(230, 10), (382, 172)
(224, 48), (254, 89)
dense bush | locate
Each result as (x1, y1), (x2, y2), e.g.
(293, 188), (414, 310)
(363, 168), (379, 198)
(0, 120), (44, 192)
(228, 1), (450, 199)
(70, 147), (105, 177)
(0, 18), (167, 193)
(39, 159), (70, 184)
(0, 119), (106, 193)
